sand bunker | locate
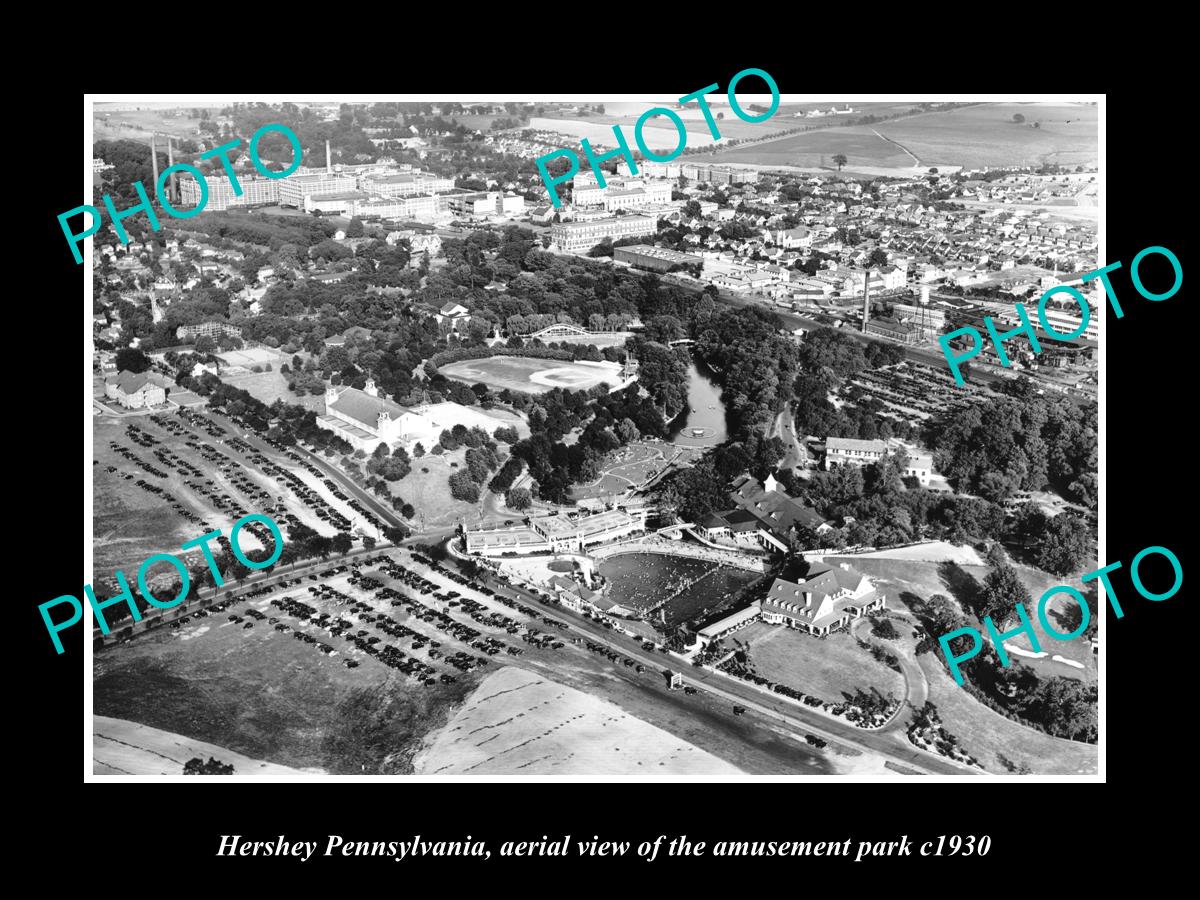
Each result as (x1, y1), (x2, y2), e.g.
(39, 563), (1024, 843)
(414, 667), (742, 775)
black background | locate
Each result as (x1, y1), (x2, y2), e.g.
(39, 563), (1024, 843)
(19, 55), (1190, 884)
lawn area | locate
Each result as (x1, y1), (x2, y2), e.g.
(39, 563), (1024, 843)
(222, 369), (324, 411)
(392, 451), (480, 529)
(92, 570), (478, 773)
(827, 556), (1097, 680)
(736, 621), (904, 704)
(916, 651), (1097, 775)
(93, 418), (202, 577)
(713, 126), (912, 169)
(819, 555), (1098, 775)
(710, 101), (1097, 171)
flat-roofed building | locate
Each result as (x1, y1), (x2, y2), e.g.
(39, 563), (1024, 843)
(696, 605), (762, 645)
(825, 436), (889, 468)
(304, 191), (370, 214)
(464, 525), (552, 556)
(181, 175), (281, 211)
(350, 194), (441, 221)
(530, 508), (647, 553)
(279, 173), (358, 208)
(464, 508), (646, 556)
(550, 215), (656, 254)
(614, 244), (703, 274)
(359, 172), (455, 197)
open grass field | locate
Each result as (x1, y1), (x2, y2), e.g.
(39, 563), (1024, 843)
(94, 715), (319, 776)
(819, 555), (1097, 774)
(713, 125), (914, 169)
(221, 370), (325, 411)
(737, 622), (905, 704)
(439, 356), (626, 394)
(94, 105), (208, 143)
(93, 563), (484, 773)
(93, 419), (196, 578)
(915, 650), (1097, 775)
(415, 666), (741, 775)
(391, 452), (481, 530)
(711, 102), (1097, 171)
(828, 556), (1097, 678)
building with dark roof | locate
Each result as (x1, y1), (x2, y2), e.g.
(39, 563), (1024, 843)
(756, 561), (885, 635)
(104, 369), (167, 409)
(316, 378), (434, 453)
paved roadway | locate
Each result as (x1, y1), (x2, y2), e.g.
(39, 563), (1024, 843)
(441, 550), (981, 776)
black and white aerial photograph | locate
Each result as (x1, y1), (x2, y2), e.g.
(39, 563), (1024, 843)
(86, 94), (1101, 779)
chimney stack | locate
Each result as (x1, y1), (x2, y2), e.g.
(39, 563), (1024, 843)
(150, 134), (159, 191)
(326, 140), (332, 174)
(167, 136), (178, 204)
(861, 276), (870, 334)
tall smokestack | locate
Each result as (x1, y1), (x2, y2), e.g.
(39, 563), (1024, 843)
(167, 136), (178, 204)
(150, 134), (159, 191)
(861, 277), (870, 334)
(326, 140), (332, 174)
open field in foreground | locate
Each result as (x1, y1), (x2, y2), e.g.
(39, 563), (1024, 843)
(414, 666), (742, 775)
(94, 715), (319, 776)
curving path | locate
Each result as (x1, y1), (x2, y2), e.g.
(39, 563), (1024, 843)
(850, 616), (928, 729)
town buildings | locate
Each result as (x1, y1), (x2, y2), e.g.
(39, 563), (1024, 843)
(550, 215), (657, 253)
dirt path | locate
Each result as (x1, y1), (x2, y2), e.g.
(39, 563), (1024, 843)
(871, 128), (923, 167)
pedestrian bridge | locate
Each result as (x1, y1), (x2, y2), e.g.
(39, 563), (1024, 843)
(529, 323), (626, 340)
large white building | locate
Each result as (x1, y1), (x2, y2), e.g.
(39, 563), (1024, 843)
(573, 175), (672, 212)
(825, 437), (934, 485)
(351, 195), (442, 221)
(317, 379), (435, 454)
(359, 172), (455, 197)
(464, 508), (648, 557)
(550, 215), (657, 253)
(446, 191), (527, 219)
(104, 370), (167, 409)
(180, 175), (281, 211)
(757, 562), (885, 636)
(279, 173), (358, 208)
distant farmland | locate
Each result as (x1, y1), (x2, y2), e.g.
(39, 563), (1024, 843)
(710, 102), (1098, 171)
